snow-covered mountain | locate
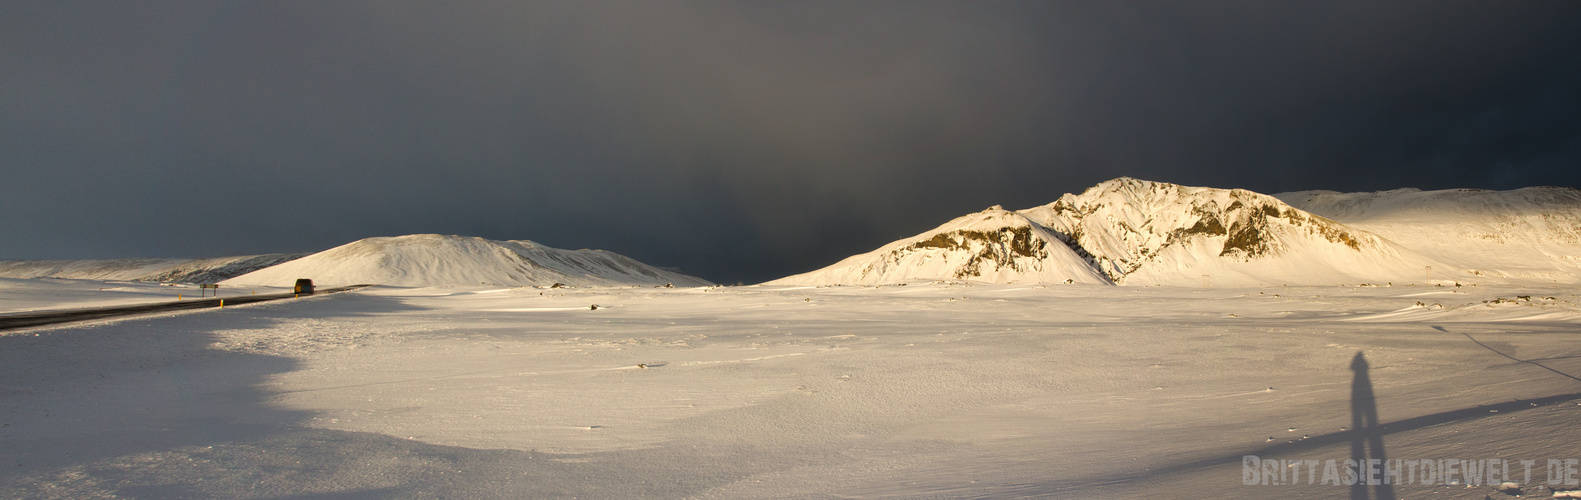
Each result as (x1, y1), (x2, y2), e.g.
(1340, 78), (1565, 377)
(1020, 178), (1443, 286)
(223, 234), (712, 288)
(0, 253), (308, 284)
(770, 206), (1112, 286)
(1276, 186), (1581, 284)
(772, 178), (1581, 286)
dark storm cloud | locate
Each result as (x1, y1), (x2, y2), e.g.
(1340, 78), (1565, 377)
(3, 1), (1580, 283)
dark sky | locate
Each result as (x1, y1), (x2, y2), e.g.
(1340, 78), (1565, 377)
(4, 1), (1580, 283)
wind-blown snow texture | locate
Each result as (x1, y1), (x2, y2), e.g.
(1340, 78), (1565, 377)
(0, 254), (308, 284)
(773, 178), (1581, 286)
(223, 234), (713, 288)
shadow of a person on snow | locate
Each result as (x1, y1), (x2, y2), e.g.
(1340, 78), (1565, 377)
(1349, 351), (1395, 500)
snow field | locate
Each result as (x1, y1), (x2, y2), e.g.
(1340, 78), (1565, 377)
(3, 281), (1579, 497)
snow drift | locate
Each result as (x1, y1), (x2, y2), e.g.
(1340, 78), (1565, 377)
(223, 234), (712, 288)
(774, 178), (1581, 286)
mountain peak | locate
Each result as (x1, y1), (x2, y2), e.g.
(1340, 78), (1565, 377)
(1016, 179), (1408, 284)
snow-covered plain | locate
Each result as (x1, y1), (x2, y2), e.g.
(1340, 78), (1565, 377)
(4, 280), (1579, 498)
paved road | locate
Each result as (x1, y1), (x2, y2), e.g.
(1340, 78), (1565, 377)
(0, 284), (374, 331)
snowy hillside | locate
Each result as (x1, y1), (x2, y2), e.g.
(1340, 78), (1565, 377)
(1020, 178), (1443, 286)
(1277, 186), (1581, 284)
(138, 253), (311, 284)
(223, 234), (712, 288)
(776, 177), (1581, 286)
(770, 206), (1111, 285)
(0, 253), (307, 284)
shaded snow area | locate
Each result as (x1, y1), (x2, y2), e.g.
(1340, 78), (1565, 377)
(224, 234), (713, 289)
(4, 281), (1580, 498)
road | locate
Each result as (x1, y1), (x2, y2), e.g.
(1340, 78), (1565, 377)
(0, 284), (374, 331)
